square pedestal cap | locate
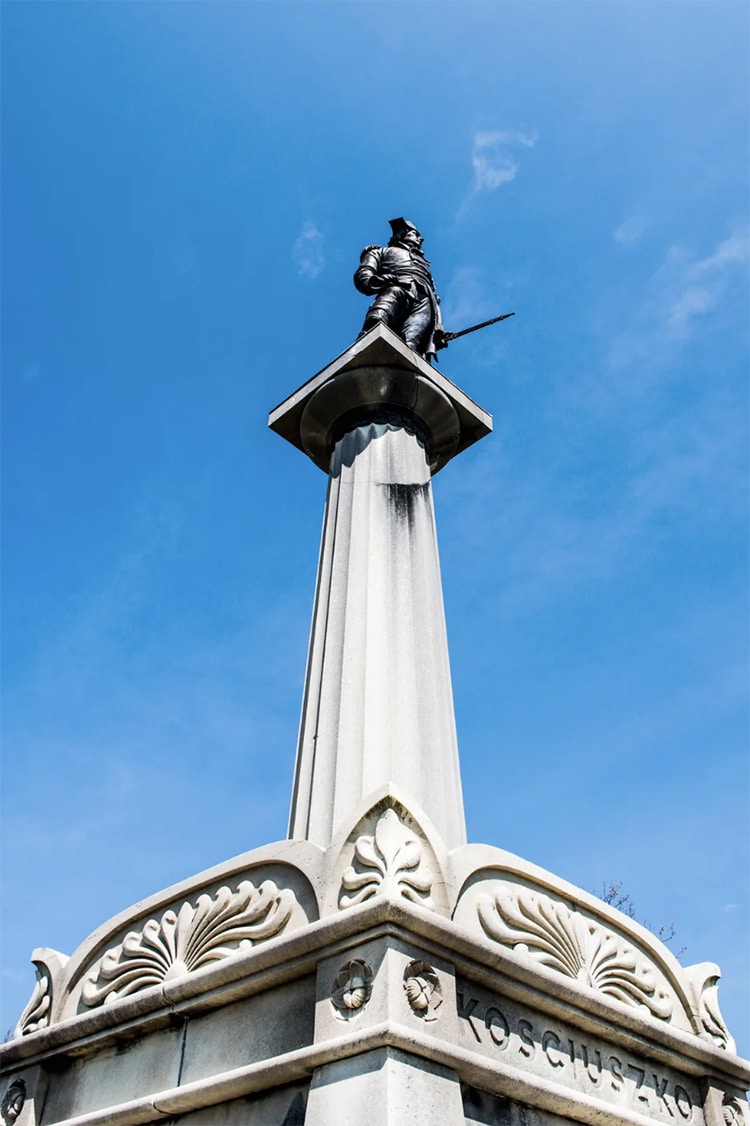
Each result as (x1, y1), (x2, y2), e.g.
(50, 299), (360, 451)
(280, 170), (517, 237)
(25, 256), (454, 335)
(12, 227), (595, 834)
(268, 324), (493, 474)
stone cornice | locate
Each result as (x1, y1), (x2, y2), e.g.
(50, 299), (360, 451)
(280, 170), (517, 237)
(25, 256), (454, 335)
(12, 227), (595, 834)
(3, 897), (748, 1090)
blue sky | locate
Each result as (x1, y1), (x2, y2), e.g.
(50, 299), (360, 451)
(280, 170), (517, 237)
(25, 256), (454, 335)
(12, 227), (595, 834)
(2, 2), (748, 1053)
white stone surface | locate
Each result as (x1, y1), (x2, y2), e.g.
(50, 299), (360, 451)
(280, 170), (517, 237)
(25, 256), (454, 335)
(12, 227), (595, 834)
(304, 1047), (466, 1126)
(2, 860), (748, 1125)
(3, 337), (748, 1125)
(268, 323), (492, 474)
(288, 422), (467, 850)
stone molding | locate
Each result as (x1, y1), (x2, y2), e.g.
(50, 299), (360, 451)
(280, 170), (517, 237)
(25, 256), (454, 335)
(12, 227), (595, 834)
(13, 950), (68, 1038)
(5, 797), (746, 1087)
(321, 788), (452, 917)
(450, 846), (717, 1045)
(25, 842), (321, 1026)
(340, 808), (435, 910)
(80, 878), (298, 1010)
(3, 896), (748, 1126)
(268, 323), (492, 475)
(475, 885), (674, 1021)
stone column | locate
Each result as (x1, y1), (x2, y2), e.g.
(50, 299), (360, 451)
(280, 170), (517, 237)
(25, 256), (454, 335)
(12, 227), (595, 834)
(268, 325), (492, 852)
(289, 419), (465, 848)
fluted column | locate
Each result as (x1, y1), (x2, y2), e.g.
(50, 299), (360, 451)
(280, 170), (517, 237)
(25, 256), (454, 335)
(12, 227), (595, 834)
(268, 325), (492, 851)
(289, 419), (465, 848)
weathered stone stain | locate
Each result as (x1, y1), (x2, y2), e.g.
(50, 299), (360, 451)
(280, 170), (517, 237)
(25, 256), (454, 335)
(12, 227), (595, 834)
(383, 482), (430, 527)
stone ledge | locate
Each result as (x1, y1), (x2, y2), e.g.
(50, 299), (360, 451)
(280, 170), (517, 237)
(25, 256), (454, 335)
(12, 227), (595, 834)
(3, 898), (748, 1089)
(268, 323), (492, 474)
(5, 1021), (733, 1126)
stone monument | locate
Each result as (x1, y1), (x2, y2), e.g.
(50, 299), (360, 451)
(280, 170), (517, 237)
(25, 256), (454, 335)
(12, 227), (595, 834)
(1, 222), (747, 1126)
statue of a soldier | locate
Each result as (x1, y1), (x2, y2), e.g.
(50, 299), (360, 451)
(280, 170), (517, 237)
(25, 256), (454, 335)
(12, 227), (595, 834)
(354, 217), (445, 362)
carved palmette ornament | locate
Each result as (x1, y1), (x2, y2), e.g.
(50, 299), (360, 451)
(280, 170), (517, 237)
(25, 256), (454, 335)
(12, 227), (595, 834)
(15, 965), (51, 1037)
(684, 963), (736, 1052)
(331, 959), (373, 1020)
(723, 1093), (749, 1126)
(14, 948), (69, 1037)
(477, 888), (674, 1021)
(82, 879), (296, 1008)
(403, 959), (442, 1021)
(339, 808), (434, 909)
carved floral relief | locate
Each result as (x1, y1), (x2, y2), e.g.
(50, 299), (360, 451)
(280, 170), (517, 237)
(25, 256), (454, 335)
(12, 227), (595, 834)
(82, 879), (296, 1008)
(684, 963), (736, 1052)
(15, 965), (52, 1037)
(723, 1093), (749, 1126)
(403, 959), (442, 1021)
(339, 808), (434, 909)
(14, 949), (69, 1037)
(330, 959), (373, 1020)
(1, 1079), (26, 1124)
(477, 888), (674, 1021)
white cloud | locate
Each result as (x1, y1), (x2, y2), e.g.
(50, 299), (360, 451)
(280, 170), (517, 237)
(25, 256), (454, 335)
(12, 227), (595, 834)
(292, 220), (325, 279)
(614, 216), (645, 245)
(439, 231), (748, 618)
(662, 229), (749, 336)
(605, 226), (749, 378)
(458, 129), (538, 218)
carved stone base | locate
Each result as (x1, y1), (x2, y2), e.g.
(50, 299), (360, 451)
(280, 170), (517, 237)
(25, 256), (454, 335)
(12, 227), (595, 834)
(2, 796), (748, 1126)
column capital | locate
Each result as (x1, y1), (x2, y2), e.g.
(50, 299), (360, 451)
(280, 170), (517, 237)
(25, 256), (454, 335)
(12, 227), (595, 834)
(268, 324), (492, 474)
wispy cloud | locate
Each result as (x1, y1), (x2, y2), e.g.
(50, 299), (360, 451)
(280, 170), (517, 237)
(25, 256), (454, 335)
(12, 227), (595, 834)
(292, 220), (325, 279)
(458, 129), (538, 218)
(660, 228), (748, 337)
(445, 381), (746, 621)
(614, 216), (645, 245)
(440, 226), (748, 618)
(605, 226), (749, 380)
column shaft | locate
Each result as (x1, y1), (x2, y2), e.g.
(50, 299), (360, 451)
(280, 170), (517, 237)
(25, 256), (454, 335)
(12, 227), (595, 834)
(288, 421), (466, 849)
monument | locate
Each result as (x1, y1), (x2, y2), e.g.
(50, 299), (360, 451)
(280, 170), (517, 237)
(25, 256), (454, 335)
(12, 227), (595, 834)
(1, 221), (747, 1126)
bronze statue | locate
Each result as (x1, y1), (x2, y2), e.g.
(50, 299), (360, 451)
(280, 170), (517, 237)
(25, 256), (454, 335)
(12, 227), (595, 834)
(354, 218), (445, 362)
(354, 218), (515, 362)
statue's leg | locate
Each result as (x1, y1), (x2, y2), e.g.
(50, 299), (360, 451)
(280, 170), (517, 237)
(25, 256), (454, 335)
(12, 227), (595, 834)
(401, 295), (432, 352)
(361, 287), (409, 334)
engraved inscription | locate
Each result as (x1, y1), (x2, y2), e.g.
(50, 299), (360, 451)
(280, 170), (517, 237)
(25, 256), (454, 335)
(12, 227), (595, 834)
(456, 986), (699, 1123)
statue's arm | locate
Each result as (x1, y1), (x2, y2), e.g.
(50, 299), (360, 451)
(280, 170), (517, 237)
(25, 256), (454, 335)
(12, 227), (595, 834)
(354, 245), (395, 295)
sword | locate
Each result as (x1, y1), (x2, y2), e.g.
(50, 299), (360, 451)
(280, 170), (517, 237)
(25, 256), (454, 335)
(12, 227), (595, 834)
(436, 311), (515, 348)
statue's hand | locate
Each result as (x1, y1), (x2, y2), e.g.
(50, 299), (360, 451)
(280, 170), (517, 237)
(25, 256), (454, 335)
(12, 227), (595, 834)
(433, 329), (449, 350)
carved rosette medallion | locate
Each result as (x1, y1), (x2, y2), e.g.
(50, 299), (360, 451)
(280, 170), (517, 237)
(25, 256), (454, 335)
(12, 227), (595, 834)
(82, 879), (296, 1008)
(477, 888), (674, 1021)
(331, 959), (373, 1020)
(1, 1079), (26, 1125)
(339, 808), (434, 909)
(403, 959), (442, 1021)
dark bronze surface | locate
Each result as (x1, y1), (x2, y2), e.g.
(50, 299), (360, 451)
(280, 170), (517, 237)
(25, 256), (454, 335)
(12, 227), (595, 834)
(354, 219), (515, 361)
(354, 218), (445, 362)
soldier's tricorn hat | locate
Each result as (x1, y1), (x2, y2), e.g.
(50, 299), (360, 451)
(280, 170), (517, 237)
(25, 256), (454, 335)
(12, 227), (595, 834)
(389, 216), (420, 236)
